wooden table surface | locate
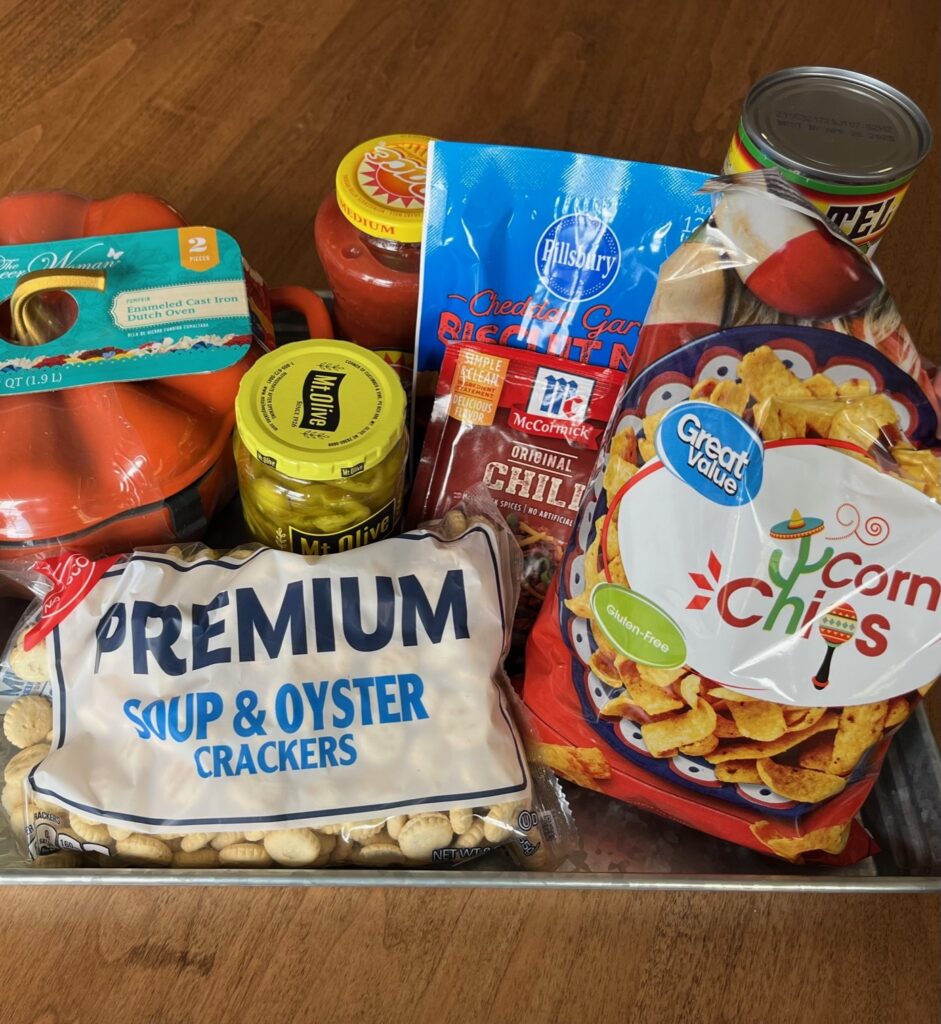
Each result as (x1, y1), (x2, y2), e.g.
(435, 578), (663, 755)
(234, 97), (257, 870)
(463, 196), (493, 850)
(1, 1), (938, 1021)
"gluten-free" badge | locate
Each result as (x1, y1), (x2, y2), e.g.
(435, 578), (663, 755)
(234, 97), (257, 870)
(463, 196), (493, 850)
(589, 583), (686, 669)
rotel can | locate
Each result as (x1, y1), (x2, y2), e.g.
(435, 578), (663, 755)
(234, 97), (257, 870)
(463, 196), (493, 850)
(725, 66), (932, 251)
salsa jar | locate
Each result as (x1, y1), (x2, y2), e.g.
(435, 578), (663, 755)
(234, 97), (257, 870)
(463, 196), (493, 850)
(234, 339), (407, 555)
(314, 134), (429, 392)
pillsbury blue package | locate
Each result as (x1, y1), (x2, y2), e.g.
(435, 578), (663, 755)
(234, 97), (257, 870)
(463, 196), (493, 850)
(413, 141), (710, 422)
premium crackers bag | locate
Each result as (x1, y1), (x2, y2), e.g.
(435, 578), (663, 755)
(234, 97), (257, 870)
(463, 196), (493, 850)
(0, 497), (572, 870)
(522, 172), (941, 863)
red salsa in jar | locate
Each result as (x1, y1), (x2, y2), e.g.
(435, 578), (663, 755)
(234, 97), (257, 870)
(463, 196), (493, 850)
(315, 134), (429, 392)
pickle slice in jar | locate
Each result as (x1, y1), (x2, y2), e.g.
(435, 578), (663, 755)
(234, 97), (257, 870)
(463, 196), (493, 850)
(308, 483), (359, 505)
(341, 441), (406, 494)
(306, 502), (372, 533)
(341, 464), (391, 493)
(241, 504), (283, 548)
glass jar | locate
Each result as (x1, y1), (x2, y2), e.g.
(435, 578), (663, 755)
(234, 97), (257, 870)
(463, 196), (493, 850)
(314, 134), (429, 394)
(234, 340), (408, 555)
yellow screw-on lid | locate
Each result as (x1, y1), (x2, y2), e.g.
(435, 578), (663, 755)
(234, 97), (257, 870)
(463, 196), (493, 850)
(335, 134), (430, 244)
(235, 340), (406, 481)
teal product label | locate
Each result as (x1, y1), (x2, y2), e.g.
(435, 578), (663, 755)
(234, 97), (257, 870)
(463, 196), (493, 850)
(0, 227), (252, 394)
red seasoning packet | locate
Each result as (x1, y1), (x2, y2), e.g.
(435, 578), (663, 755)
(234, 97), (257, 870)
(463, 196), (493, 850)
(408, 342), (625, 671)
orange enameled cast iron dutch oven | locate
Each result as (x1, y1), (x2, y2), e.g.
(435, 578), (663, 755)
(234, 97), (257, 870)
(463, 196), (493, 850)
(0, 191), (332, 592)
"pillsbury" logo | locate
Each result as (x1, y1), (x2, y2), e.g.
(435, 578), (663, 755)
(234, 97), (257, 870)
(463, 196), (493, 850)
(534, 213), (620, 302)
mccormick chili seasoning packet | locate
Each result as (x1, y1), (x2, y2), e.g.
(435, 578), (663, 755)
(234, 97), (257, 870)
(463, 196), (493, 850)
(408, 342), (624, 671)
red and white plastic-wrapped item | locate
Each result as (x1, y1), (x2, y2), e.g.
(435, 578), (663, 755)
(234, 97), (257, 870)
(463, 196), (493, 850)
(632, 171), (938, 421)
(0, 494), (572, 870)
(523, 172), (941, 865)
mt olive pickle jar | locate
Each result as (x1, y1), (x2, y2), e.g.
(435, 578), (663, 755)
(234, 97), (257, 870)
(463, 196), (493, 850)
(234, 340), (407, 555)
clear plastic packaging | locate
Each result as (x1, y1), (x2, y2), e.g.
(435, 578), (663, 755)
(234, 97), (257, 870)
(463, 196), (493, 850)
(0, 494), (573, 870)
(630, 170), (938, 415)
(523, 171), (941, 865)
(0, 190), (331, 596)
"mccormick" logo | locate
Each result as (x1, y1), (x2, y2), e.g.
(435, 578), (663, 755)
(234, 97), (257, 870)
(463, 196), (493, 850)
(535, 214), (620, 302)
(507, 365), (600, 446)
(301, 371), (344, 431)
(529, 366), (594, 423)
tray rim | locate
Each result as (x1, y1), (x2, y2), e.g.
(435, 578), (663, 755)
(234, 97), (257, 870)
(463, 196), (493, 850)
(0, 867), (938, 893)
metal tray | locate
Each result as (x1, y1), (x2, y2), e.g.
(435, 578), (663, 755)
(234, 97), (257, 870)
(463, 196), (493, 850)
(0, 706), (937, 891)
(1, 307), (938, 890)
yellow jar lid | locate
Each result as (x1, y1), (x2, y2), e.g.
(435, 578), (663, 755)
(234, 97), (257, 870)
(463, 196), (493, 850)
(335, 134), (430, 244)
(235, 340), (406, 481)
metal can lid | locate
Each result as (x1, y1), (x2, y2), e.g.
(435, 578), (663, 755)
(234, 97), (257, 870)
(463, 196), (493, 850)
(741, 67), (932, 185)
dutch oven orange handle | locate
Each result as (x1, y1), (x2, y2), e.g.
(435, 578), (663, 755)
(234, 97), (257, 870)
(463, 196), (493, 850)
(10, 268), (107, 345)
(268, 285), (333, 341)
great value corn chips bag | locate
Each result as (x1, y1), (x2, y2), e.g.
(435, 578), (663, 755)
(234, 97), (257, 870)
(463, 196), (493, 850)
(523, 174), (941, 864)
